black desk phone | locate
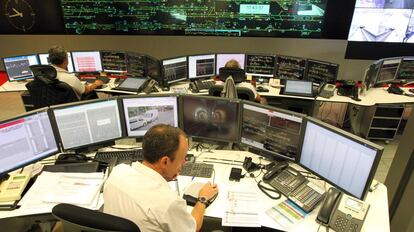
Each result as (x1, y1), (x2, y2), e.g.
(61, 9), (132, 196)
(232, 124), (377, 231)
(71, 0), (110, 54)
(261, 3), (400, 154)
(317, 188), (370, 232)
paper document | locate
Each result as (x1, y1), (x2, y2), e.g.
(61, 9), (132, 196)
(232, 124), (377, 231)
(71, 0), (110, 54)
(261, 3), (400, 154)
(266, 199), (308, 231)
(222, 191), (260, 227)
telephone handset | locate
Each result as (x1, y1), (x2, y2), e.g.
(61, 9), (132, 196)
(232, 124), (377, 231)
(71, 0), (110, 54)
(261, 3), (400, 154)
(142, 79), (158, 94)
(0, 173), (30, 202)
(189, 82), (200, 93)
(318, 83), (336, 98)
(262, 162), (288, 182)
(317, 187), (370, 232)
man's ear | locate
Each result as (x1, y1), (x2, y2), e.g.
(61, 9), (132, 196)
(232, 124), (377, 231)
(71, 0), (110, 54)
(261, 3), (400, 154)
(160, 156), (169, 167)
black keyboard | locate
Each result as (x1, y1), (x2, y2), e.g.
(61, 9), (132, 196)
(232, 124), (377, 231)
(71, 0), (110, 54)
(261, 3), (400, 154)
(94, 149), (143, 165)
(197, 80), (216, 90)
(180, 162), (214, 178)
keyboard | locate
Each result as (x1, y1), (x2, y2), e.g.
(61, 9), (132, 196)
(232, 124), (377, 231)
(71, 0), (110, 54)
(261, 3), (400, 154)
(197, 80), (216, 90)
(180, 162), (214, 178)
(94, 149), (144, 166)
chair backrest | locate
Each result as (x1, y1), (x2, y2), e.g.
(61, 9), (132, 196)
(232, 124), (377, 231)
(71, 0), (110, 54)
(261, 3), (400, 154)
(209, 85), (255, 101)
(26, 65), (79, 109)
(52, 203), (141, 232)
(218, 67), (246, 83)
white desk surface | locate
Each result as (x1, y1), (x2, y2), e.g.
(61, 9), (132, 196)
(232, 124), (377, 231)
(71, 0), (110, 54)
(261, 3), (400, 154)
(0, 81), (29, 92)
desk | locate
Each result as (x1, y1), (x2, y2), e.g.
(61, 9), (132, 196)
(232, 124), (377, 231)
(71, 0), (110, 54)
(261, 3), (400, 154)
(0, 81), (29, 92)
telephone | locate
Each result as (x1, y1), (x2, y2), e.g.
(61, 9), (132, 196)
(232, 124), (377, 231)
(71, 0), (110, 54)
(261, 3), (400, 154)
(0, 173), (30, 202)
(337, 80), (360, 101)
(387, 83), (404, 95)
(189, 82), (200, 93)
(318, 83), (336, 98)
(317, 188), (370, 232)
(243, 157), (261, 172)
(262, 161), (288, 182)
(142, 79), (159, 94)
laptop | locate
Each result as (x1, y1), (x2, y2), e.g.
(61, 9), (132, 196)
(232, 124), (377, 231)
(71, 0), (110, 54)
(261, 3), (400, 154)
(281, 79), (315, 98)
(113, 77), (148, 93)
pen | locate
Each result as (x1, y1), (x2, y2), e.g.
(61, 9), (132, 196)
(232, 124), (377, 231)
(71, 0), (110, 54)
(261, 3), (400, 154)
(191, 176), (195, 181)
(204, 157), (244, 163)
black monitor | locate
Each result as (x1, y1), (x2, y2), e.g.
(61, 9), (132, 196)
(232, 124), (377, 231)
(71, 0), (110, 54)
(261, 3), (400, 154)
(126, 52), (146, 77)
(100, 51), (127, 73)
(180, 95), (241, 144)
(121, 95), (179, 137)
(215, 53), (246, 75)
(71, 51), (103, 73)
(241, 101), (305, 161)
(188, 54), (216, 80)
(49, 98), (124, 151)
(162, 56), (188, 85)
(282, 79), (315, 98)
(3, 54), (40, 81)
(0, 109), (59, 177)
(396, 57), (414, 83)
(364, 60), (382, 90)
(245, 54), (276, 78)
(38, 52), (75, 73)
(298, 117), (383, 200)
(276, 55), (307, 80)
(376, 57), (402, 85)
(146, 55), (161, 83)
(305, 59), (339, 85)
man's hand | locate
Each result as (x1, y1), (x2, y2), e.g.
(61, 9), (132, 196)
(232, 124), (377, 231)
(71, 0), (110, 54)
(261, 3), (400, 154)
(93, 79), (104, 87)
(198, 182), (218, 201)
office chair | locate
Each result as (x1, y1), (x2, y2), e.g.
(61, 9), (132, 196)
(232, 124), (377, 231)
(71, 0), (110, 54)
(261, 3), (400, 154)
(25, 65), (78, 109)
(52, 203), (140, 232)
(218, 67), (246, 83)
(209, 85), (255, 101)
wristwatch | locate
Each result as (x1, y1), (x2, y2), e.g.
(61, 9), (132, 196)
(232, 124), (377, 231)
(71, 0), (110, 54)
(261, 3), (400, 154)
(197, 196), (209, 206)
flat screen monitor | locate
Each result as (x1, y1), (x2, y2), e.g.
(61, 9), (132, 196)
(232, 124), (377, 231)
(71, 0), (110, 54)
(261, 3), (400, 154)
(188, 54), (216, 80)
(276, 55), (307, 80)
(162, 56), (188, 85)
(283, 80), (314, 97)
(376, 57), (402, 84)
(71, 51), (103, 73)
(0, 109), (59, 177)
(298, 117), (383, 200)
(305, 59), (339, 84)
(241, 101), (305, 161)
(180, 95), (240, 144)
(396, 57), (414, 82)
(121, 95), (179, 137)
(100, 51), (127, 73)
(126, 52), (146, 77)
(364, 60), (382, 90)
(146, 55), (162, 83)
(215, 53), (246, 75)
(245, 54), (276, 78)
(50, 98), (123, 151)
(3, 54), (39, 81)
(38, 52), (75, 73)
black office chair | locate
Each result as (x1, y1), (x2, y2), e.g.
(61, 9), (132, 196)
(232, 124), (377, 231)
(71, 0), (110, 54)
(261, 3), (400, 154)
(218, 67), (246, 83)
(209, 85), (255, 101)
(25, 65), (78, 109)
(52, 203), (140, 232)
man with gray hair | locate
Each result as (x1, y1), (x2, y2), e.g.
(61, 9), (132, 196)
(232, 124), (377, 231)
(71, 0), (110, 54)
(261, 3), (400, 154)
(48, 45), (103, 100)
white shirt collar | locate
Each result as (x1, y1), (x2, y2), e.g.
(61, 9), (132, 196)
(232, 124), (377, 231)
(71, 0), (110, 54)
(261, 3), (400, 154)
(131, 162), (169, 186)
(52, 64), (69, 73)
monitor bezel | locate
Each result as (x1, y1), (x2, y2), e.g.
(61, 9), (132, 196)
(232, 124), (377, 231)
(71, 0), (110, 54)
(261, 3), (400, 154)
(99, 50), (128, 73)
(161, 56), (188, 85)
(297, 117), (383, 200)
(2, 54), (40, 81)
(215, 53), (246, 75)
(48, 97), (125, 151)
(375, 57), (403, 85)
(0, 107), (60, 177)
(305, 58), (339, 85)
(240, 100), (306, 162)
(179, 94), (242, 144)
(70, 50), (103, 73)
(244, 53), (277, 78)
(119, 94), (180, 138)
(187, 53), (216, 81)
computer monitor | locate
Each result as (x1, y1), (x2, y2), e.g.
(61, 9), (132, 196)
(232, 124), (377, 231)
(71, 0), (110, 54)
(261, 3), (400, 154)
(215, 53), (246, 75)
(0, 109), (59, 177)
(376, 57), (402, 85)
(241, 101), (305, 161)
(282, 80), (315, 98)
(305, 59), (339, 85)
(71, 51), (103, 73)
(49, 98), (124, 151)
(125, 52), (146, 77)
(245, 54), (276, 78)
(298, 117), (383, 200)
(396, 57), (414, 83)
(276, 55), (307, 80)
(38, 52), (75, 73)
(100, 51), (127, 73)
(180, 95), (241, 144)
(364, 60), (382, 90)
(146, 55), (162, 83)
(121, 95), (179, 137)
(3, 54), (40, 81)
(188, 54), (216, 80)
(162, 56), (188, 85)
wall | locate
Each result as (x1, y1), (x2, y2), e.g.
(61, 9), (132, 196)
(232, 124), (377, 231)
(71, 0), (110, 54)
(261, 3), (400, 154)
(0, 35), (371, 81)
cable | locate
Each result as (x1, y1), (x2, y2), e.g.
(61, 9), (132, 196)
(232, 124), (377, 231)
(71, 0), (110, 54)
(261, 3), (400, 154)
(257, 180), (281, 200)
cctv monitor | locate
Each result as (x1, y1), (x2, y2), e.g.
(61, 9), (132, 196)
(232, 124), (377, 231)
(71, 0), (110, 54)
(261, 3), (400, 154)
(0, 109), (59, 177)
(298, 117), (383, 200)
(305, 59), (339, 85)
(38, 52), (75, 73)
(50, 98), (123, 151)
(71, 51), (103, 73)
(180, 95), (241, 144)
(376, 57), (402, 84)
(100, 51), (127, 73)
(245, 54), (276, 78)
(3, 54), (40, 81)
(188, 54), (216, 80)
(215, 53), (246, 75)
(121, 95), (179, 137)
(241, 101), (305, 161)
(162, 56), (188, 85)
(276, 55), (307, 80)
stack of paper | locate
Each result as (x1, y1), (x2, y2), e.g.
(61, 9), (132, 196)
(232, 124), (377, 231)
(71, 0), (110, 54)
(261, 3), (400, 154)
(222, 191), (260, 227)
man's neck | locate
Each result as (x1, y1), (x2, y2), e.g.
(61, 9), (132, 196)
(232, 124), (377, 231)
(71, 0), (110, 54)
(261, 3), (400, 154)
(143, 160), (164, 177)
(54, 64), (67, 71)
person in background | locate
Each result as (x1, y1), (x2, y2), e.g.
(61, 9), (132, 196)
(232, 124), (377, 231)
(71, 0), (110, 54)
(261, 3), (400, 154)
(104, 124), (219, 232)
(48, 45), (103, 100)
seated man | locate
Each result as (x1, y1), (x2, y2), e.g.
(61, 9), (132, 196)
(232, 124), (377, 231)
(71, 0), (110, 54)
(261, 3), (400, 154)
(104, 124), (219, 231)
(48, 45), (103, 100)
